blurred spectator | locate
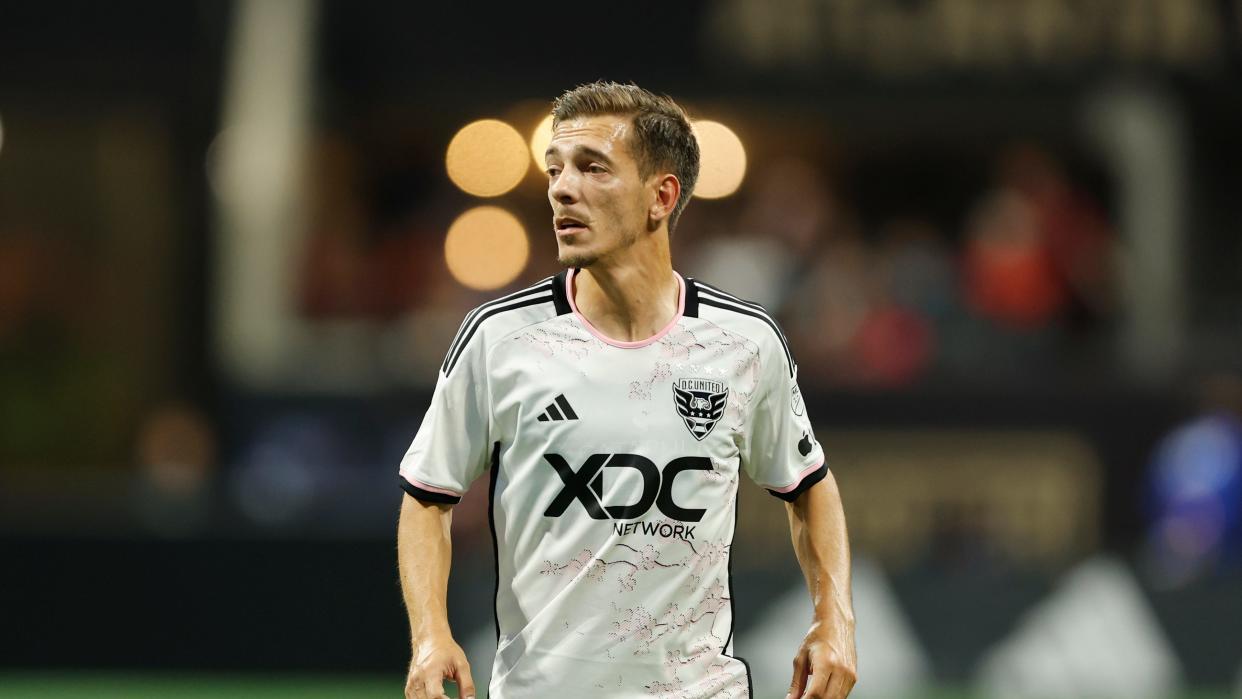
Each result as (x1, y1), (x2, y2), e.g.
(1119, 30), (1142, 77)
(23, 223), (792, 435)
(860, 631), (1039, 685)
(962, 186), (1066, 328)
(688, 226), (794, 311)
(784, 216), (945, 388)
(132, 401), (218, 535)
(1143, 373), (1242, 587)
(783, 225), (874, 385)
(961, 144), (1116, 331)
(877, 218), (957, 324)
(1000, 145), (1116, 326)
(851, 219), (954, 386)
(298, 133), (448, 321)
(852, 304), (934, 387)
(688, 157), (837, 313)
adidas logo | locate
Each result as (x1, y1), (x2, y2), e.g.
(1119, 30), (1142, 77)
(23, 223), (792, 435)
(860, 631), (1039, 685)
(536, 394), (579, 422)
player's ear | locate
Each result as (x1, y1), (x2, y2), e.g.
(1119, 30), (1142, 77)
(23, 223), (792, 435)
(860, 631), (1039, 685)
(648, 173), (680, 231)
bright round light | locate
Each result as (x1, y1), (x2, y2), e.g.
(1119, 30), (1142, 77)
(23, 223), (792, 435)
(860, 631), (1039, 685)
(692, 120), (747, 199)
(445, 119), (529, 197)
(529, 114), (554, 173)
(444, 206), (530, 290)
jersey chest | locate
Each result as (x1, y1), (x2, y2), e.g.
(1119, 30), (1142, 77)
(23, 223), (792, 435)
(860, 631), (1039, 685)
(488, 318), (762, 461)
(484, 318), (763, 531)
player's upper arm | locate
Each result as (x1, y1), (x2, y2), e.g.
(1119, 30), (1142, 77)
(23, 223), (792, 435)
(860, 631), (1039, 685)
(398, 316), (494, 505)
(738, 320), (827, 501)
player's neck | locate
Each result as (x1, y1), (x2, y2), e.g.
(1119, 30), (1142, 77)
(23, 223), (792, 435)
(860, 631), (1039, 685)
(572, 238), (679, 344)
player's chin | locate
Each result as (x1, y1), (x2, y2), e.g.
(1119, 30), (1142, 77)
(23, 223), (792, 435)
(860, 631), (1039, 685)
(556, 242), (598, 268)
(558, 253), (598, 268)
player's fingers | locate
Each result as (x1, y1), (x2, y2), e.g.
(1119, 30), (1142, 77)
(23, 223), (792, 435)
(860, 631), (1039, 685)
(423, 674), (447, 699)
(823, 671), (848, 699)
(799, 664), (831, 699)
(454, 658), (477, 699)
(837, 662), (858, 698)
(823, 652), (856, 699)
(405, 668), (429, 699)
(787, 651), (809, 698)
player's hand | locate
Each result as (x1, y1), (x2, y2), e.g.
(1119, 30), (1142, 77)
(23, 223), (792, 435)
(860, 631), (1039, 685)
(405, 632), (475, 699)
(787, 618), (856, 699)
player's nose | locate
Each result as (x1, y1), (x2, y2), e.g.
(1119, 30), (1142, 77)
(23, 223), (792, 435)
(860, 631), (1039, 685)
(549, 169), (580, 205)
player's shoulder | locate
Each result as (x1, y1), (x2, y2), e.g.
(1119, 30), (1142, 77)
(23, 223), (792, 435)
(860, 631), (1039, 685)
(685, 275), (796, 377)
(440, 272), (572, 376)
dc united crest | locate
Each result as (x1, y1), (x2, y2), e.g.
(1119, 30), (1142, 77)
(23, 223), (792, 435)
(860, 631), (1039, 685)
(673, 378), (728, 441)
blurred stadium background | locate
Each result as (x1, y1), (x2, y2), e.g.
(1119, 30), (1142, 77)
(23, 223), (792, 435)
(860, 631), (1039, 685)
(2, 1), (1241, 697)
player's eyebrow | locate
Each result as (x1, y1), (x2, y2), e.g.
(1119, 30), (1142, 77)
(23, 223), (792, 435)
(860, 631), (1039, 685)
(545, 144), (615, 167)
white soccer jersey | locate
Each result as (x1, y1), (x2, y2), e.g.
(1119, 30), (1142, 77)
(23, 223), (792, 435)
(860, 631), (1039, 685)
(399, 269), (826, 699)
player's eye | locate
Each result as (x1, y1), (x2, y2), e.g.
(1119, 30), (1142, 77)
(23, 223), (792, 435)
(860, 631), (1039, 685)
(586, 164), (607, 174)
(546, 167), (561, 178)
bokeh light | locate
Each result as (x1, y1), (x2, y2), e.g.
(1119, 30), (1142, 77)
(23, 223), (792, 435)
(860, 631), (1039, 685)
(692, 120), (747, 199)
(445, 119), (529, 197)
(529, 113), (554, 173)
(444, 206), (530, 290)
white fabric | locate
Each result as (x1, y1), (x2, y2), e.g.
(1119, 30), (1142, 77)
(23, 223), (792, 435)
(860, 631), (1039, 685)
(400, 273), (825, 698)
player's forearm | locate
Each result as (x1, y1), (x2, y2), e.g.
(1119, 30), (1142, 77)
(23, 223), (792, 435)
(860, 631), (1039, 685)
(397, 495), (455, 642)
(785, 471), (855, 627)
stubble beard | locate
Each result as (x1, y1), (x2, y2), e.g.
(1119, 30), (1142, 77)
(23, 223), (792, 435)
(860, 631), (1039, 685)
(556, 241), (598, 269)
(558, 253), (598, 269)
(556, 226), (640, 270)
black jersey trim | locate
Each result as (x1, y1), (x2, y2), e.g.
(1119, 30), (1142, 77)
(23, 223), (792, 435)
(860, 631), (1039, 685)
(399, 476), (462, 505)
(487, 441), (502, 644)
(441, 279), (555, 374)
(442, 279), (553, 373)
(696, 294), (796, 377)
(693, 280), (794, 355)
(443, 293), (555, 375)
(551, 270), (573, 316)
(693, 280), (789, 337)
(692, 278), (764, 310)
(767, 462), (830, 502)
(683, 275), (700, 318)
(445, 277), (553, 362)
(692, 279), (777, 323)
(721, 478), (754, 696)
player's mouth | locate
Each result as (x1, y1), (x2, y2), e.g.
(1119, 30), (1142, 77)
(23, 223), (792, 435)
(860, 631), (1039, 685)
(554, 216), (589, 237)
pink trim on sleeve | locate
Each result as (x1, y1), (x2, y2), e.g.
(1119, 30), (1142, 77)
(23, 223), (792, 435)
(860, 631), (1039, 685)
(400, 475), (463, 498)
(566, 269), (686, 349)
(769, 458), (826, 494)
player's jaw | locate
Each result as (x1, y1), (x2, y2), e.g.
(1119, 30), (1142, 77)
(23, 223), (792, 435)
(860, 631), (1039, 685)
(553, 215), (644, 269)
(554, 224), (600, 268)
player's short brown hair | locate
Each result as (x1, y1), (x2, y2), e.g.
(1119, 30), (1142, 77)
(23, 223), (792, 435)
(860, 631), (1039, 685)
(552, 81), (700, 232)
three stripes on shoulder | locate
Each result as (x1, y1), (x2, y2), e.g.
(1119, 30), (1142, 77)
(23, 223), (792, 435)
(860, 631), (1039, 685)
(442, 276), (556, 376)
(690, 278), (796, 378)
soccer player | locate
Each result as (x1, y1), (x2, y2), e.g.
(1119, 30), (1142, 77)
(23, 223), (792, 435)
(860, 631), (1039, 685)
(397, 81), (856, 699)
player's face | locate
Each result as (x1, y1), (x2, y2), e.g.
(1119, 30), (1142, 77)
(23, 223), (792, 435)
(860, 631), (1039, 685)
(545, 115), (655, 268)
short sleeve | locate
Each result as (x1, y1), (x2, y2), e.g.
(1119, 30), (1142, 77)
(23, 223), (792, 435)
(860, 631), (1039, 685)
(740, 346), (827, 502)
(398, 330), (493, 505)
